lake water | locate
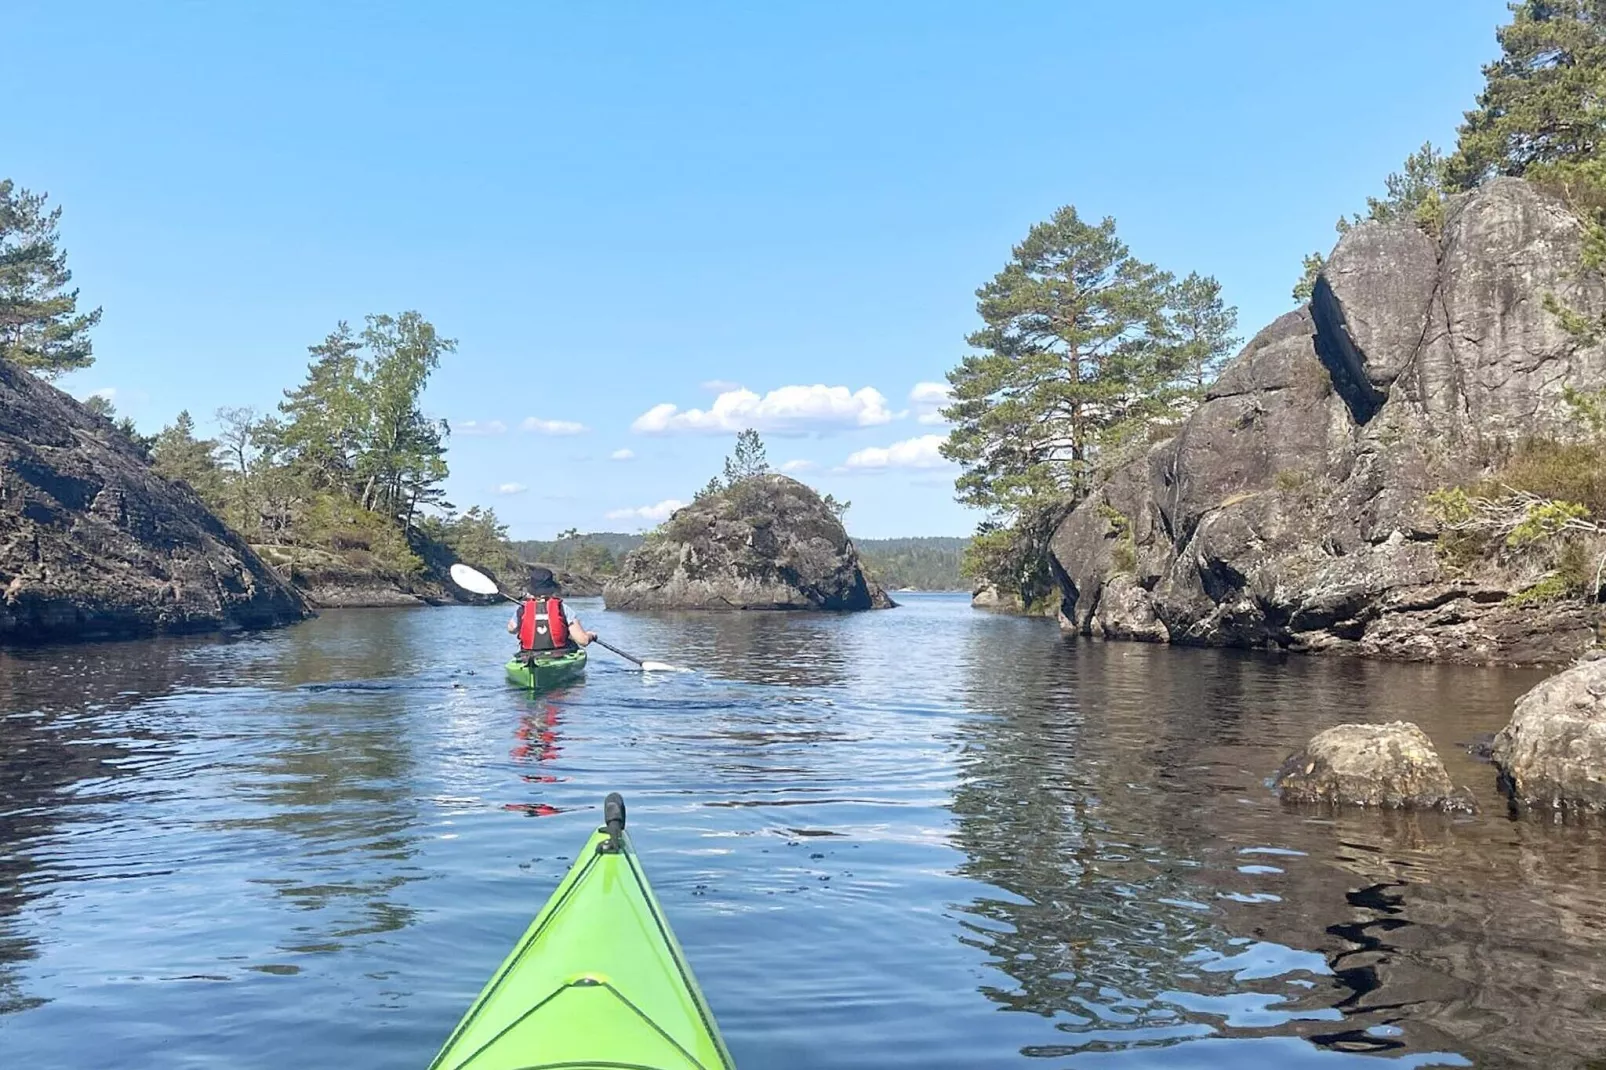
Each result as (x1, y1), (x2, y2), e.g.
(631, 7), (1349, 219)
(3, 593), (1604, 1069)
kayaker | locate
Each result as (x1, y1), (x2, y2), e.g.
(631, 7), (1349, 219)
(507, 567), (596, 655)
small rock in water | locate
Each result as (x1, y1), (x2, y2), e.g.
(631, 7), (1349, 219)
(1459, 733), (1496, 762)
(1493, 656), (1606, 813)
(1275, 721), (1475, 813)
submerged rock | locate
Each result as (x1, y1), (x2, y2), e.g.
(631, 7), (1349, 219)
(1492, 654), (1606, 813)
(603, 475), (894, 611)
(1276, 721), (1473, 812)
(0, 360), (309, 641)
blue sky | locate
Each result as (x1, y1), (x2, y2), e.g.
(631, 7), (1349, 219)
(11, 1), (1510, 538)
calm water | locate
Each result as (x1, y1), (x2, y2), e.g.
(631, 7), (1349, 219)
(2, 594), (1604, 1068)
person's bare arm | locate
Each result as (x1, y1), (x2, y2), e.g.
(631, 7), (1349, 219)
(507, 613), (519, 634)
(570, 617), (596, 646)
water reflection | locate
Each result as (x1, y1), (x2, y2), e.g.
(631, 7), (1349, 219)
(950, 634), (1606, 1066)
(506, 701), (570, 817)
(5, 598), (1606, 1069)
(609, 608), (852, 687)
(0, 636), (250, 1013)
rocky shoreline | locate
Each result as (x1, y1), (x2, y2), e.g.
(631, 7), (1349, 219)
(0, 361), (310, 642)
(1018, 178), (1606, 668)
(1276, 651), (1606, 817)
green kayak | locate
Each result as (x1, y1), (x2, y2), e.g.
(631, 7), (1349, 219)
(428, 794), (736, 1070)
(504, 649), (587, 692)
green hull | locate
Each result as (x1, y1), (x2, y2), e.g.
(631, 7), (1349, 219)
(504, 649), (587, 692)
(428, 803), (736, 1070)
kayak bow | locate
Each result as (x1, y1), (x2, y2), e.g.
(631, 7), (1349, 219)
(428, 794), (736, 1070)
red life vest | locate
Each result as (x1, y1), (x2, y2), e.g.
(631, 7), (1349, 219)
(517, 597), (570, 652)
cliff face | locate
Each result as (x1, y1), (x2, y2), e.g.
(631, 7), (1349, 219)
(1051, 178), (1606, 665)
(0, 360), (310, 641)
(604, 474), (895, 611)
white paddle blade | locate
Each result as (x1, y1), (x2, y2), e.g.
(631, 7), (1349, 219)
(641, 661), (691, 673)
(449, 563), (502, 596)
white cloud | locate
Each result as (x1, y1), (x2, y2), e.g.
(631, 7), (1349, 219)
(456, 419), (508, 436)
(631, 384), (894, 435)
(521, 416), (588, 435)
(909, 382), (952, 425)
(610, 448), (636, 461)
(701, 379), (743, 393)
(842, 433), (952, 471)
(605, 498), (686, 523)
(494, 482), (528, 495)
(780, 459), (817, 473)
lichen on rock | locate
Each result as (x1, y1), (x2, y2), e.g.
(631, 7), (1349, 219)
(1275, 721), (1474, 812)
(1047, 178), (1606, 665)
(0, 359), (309, 641)
(1492, 653), (1606, 813)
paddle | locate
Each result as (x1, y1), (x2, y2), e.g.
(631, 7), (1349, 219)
(447, 563), (689, 673)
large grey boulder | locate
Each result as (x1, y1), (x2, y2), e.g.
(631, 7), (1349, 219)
(604, 475), (894, 611)
(1048, 178), (1605, 665)
(1275, 722), (1473, 812)
(1492, 654), (1606, 813)
(0, 360), (309, 641)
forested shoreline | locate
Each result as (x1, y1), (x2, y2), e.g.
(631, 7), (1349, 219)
(82, 314), (525, 603)
(512, 531), (971, 591)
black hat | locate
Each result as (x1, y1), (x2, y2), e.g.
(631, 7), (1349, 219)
(526, 567), (559, 595)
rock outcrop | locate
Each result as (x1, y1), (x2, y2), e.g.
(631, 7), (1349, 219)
(0, 360), (309, 641)
(971, 582), (1056, 616)
(604, 475), (894, 611)
(1051, 178), (1606, 665)
(1275, 722), (1473, 812)
(1492, 653), (1606, 813)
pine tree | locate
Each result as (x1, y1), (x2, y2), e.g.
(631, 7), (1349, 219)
(722, 429), (769, 483)
(275, 323), (367, 493)
(941, 206), (1173, 516)
(357, 312), (455, 525)
(1165, 272), (1240, 395)
(1292, 252), (1326, 304)
(0, 180), (102, 377)
(1362, 142), (1449, 229)
(1447, 2), (1606, 191)
(440, 505), (518, 574)
(151, 411), (225, 505)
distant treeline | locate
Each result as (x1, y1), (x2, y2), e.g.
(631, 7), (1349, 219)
(509, 531), (641, 577)
(856, 537), (969, 590)
(510, 531), (969, 590)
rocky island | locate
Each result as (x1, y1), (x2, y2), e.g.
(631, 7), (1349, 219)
(604, 473), (894, 611)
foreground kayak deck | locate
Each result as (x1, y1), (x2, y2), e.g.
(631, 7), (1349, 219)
(504, 649), (587, 692)
(429, 795), (735, 1070)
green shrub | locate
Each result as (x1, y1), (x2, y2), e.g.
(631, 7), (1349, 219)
(300, 493), (421, 576)
(1096, 503), (1138, 574)
(1507, 572), (1576, 605)
(1494, 439), (1606, 517)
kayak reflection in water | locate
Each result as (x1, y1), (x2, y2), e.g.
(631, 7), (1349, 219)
(508, 704), (566, 815)
(505, 567), (596, 655)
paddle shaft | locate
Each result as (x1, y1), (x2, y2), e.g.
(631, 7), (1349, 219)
(592, 638), (645, 667)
